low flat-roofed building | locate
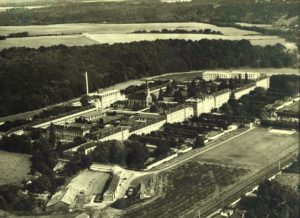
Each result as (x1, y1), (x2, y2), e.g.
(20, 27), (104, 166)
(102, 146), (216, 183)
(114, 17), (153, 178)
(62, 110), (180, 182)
(81, 111), (106, 122)
(103, 174), (120, 202)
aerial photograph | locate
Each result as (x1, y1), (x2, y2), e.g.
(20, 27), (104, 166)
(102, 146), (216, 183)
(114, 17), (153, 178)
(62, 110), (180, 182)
(0, 0), (299, 218)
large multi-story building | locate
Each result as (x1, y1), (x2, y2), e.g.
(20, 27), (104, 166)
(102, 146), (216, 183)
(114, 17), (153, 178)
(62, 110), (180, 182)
(91, 89), (125, 110)
(127, 87), (152, 110)
(53, 123), (92, 141)
(201, 71), (261, 81)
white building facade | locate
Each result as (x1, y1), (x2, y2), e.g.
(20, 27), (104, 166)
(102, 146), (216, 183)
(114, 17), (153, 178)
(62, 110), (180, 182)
(202, 71), (261, 81)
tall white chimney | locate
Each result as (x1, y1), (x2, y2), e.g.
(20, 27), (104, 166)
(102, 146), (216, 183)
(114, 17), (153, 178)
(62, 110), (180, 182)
(85, 71), (89, 95)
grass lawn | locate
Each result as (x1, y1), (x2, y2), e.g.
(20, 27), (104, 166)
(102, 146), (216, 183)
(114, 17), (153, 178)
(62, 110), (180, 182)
(0, 150), (31, 185)
(195, 127), (299, 170)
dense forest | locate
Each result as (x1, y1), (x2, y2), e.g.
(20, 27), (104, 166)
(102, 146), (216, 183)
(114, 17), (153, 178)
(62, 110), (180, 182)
(0, 1), (298, 25)
(0, 39), (297, 117)
(239, 180), (299, 218)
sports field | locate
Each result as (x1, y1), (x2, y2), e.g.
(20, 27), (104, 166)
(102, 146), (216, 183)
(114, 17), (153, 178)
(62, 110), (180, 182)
(68, 170), (111, 195)
(0, 150), (31, 185)
(195, 127), (299, 170)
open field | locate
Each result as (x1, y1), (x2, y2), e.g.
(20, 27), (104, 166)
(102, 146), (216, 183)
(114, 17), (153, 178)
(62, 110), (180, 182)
(85, 33), (289, 47)
(0, 22), (259, 36)
(0, 35), (97, 50)
(195, 127), (299, 170)
(0, 33), (292, 51)
(68, 170), (111, 195)
(1, 22), (293, 50)
(0, 150), (31, 185)
(122, 162), (248, 218)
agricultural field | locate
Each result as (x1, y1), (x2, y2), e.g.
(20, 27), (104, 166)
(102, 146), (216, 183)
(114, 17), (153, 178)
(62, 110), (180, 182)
(0, 35), (97, 50)
(85, 33), (288, 47)
(0, 22), (259, 36)
(0, 22), (294, 50)
(0, 33), (290, 51)
(0, 150), (31, 185)
(194, 127), (299, 170)
(122, 162), (248, 218)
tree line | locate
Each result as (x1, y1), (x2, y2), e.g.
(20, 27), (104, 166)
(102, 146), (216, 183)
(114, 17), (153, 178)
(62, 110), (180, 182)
(0, 1), (298, 25)
(0, 39), (297, 117)
(132, 28), (223, 35)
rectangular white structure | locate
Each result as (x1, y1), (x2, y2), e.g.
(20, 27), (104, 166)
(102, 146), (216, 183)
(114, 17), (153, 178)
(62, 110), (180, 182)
(202, 71), (261, 81)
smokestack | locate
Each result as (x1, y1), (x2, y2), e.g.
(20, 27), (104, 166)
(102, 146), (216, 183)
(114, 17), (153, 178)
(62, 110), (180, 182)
(85, 71), (89, 95)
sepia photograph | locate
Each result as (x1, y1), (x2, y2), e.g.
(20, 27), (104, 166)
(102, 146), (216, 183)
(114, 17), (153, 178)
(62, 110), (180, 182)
(0, 0), (299, 218)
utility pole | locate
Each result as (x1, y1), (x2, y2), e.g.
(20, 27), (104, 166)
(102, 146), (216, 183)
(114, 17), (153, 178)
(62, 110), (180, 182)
(198, 210), (201, 218)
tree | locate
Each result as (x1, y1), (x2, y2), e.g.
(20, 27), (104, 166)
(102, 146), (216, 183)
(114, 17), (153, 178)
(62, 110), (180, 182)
(80, 95), (90, 107)
(193, 136), (205, 148)
(165, 85), (173, 96)
(154, 144), (171, 158)
(125, 141), (149, 169)
(151, 93), (158, 103)
(228, 92), (239, 115)
(245, 73), (249, 83)
(28, 176), (52, 193)
(218, 80), (228, 90)
(238, 73), (242, 84)
(132, 103), (141, 111)
(229, 78), (235, 90)
(48, 123), (56, 146)
(173, 89), (184, 103)
(149, 104), (158, 113)
(158, 89), (164, 101)
(109, 140), (125, 165)
(253, 87), (266, 97)
(187, 80), (197, 97)
(171, 80), (178, 90)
